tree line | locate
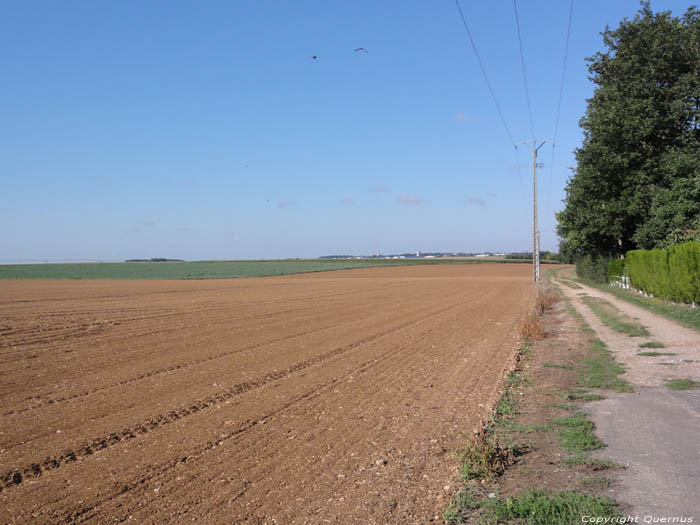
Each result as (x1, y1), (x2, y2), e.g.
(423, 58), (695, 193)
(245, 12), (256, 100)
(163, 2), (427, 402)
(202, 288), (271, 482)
(556, 2), (700, 263)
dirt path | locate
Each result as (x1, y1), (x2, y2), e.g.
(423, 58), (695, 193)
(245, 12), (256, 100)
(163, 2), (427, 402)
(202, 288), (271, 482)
(556, 277), (700, 518)
(0, 265), (535, 524)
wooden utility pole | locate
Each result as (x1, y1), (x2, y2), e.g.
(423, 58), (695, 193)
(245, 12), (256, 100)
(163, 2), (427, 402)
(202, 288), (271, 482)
(518, 140), (551, 282)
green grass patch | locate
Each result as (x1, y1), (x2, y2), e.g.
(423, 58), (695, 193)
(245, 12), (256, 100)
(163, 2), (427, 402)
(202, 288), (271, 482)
(637, 351), (677, 357)
(0, 258), (491, 280)
(578, 339), (634, 393)
(639, 341), (665, 349)
(578, 279), (700, 333)
(580, 476), (613, 490)
(564, 302), (596, 334)
(443, 486), (485, 522)
(563, 391), (606, 401)
(542, 363), (575, 370)
(495, 395), (518, 417)
(482, 489), (619, 524)
(547, 403), (578, 411)
(490, 369), (527, 420)
(581, 296), (650, 337)
(563, 454), (622, 470)
(553, 413), (605, 452)
(666, 378), (700, 390)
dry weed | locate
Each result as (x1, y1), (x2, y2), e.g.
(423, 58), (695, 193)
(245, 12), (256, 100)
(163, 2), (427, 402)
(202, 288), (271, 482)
(535, 284), (560, 315)
(460, 433), (516, 480)
(519, 314), (545, 341)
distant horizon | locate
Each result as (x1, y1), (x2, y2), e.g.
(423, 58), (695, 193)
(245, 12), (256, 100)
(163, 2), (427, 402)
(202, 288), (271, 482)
(0, 250), (532, 266)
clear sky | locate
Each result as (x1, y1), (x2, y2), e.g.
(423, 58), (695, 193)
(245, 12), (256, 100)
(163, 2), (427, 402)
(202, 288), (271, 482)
(1, 0), (694, 262)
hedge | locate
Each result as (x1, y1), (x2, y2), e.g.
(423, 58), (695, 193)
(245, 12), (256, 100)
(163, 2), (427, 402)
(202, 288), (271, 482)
(607, 258), (626, 283)
(627, 241), (700, 303)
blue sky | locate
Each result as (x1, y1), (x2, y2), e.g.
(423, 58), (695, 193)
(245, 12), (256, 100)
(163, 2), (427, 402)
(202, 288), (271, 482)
(1, 0), (694, 261)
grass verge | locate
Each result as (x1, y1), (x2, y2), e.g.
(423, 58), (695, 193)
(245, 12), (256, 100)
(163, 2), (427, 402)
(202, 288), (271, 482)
(665, 378), (700, 391)
(553, 413), (605, 452)
(563, 391), (606, 402)
(639, 341), (665, 349)
(578, 338), (634, 393)
(444, 285), (621, 523)
(481, 489), (618, 524)
(563, 454), (623, 470)
(637, 351), (677, 357)
(581, 296), (650, 337)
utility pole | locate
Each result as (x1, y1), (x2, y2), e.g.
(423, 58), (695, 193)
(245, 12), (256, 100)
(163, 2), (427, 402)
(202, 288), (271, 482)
(517, 140), (551, 283)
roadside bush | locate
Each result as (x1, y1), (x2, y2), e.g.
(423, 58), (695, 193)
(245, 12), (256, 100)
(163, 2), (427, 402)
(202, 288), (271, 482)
(627, 242), (700, 303)
(576, 255), (609, 283)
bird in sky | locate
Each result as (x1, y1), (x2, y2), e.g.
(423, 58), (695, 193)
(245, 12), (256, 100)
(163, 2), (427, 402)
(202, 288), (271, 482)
(354, 48), (368, 53)
(311, 55), (318, 59)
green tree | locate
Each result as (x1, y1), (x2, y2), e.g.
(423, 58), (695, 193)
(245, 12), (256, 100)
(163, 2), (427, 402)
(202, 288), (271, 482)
(557, 2), (700, 260)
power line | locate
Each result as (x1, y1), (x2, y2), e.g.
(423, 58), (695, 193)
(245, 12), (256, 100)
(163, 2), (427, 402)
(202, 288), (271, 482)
(552, 0), (574, 150)
(513, 0), (535, 144)
(454, 0), (516, 147)
(546, 0), (574, 218)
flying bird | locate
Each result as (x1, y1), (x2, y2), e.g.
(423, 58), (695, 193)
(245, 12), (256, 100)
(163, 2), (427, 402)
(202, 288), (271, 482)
(311, 55), (318, 59)
(354, 48), (368, 53)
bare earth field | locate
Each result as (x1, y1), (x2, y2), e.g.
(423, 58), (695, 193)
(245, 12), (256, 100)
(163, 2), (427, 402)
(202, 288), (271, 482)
(0, 264), (535, 524)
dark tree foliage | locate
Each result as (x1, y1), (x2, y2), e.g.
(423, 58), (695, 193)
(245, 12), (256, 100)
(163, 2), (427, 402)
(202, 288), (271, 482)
(557, 3), (700, 260)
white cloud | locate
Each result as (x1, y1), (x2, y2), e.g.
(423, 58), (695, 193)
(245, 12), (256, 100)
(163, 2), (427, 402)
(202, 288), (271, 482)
(397, 194), (424, 206)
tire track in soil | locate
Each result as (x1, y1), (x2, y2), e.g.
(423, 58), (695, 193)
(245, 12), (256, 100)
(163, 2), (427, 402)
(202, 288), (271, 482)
(0, 296), (472, 492)
(35, 311), (449, 524)
(1, 319), (340, 416)
(0, 306), (302, 356)
(1, 284), (455, 416)
(0, 283), (406, 359)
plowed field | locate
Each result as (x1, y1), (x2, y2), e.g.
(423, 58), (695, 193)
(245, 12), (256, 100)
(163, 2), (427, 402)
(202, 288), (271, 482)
(0, 264), (535, 523)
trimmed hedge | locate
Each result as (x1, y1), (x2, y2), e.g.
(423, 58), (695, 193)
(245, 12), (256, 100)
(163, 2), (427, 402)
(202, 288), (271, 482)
(607, 258), (626, 282)
(627, 242), (700, 303)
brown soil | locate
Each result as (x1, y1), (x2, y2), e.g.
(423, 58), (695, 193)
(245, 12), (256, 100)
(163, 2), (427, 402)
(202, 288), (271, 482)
(0, 264), (536, 524)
